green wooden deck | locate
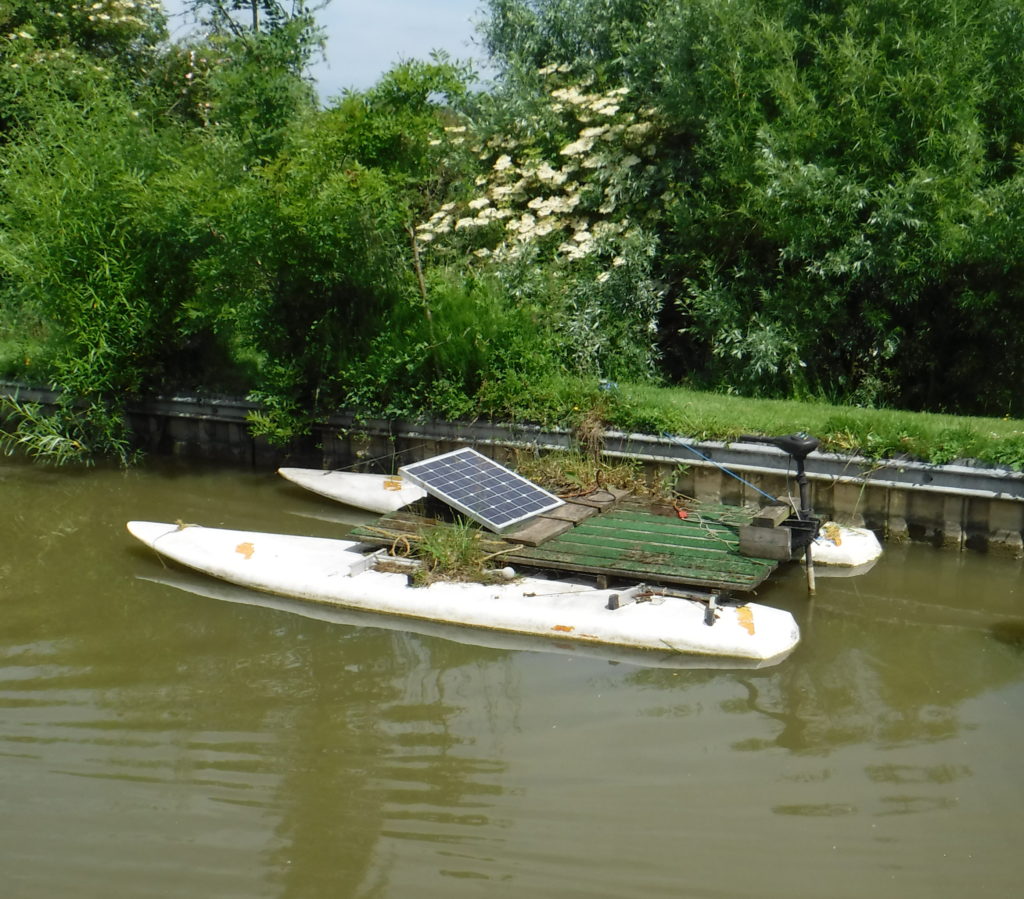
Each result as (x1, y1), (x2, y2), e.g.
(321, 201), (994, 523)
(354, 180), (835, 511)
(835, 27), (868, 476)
(507, 507), (776, 592)
(348, 499), (778, 594)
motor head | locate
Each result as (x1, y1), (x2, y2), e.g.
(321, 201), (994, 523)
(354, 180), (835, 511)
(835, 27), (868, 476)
(738, 432), (820, 462)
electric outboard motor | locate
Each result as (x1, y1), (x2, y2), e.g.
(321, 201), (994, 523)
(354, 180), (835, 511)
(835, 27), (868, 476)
(739, 432), (821, 554)
(739, 432), (820, 463)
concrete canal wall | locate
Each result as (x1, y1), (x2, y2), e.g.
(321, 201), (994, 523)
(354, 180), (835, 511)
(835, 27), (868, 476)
(4, 383), (1023, 557)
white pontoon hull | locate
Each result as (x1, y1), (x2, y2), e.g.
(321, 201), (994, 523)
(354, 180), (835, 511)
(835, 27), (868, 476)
(127, 521), (800, 664)
(278, 468), (426, 514)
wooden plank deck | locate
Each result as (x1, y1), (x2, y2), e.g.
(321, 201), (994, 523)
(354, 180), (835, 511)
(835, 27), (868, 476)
(348, 496), (778, 594)
(508, 507), (776, 592)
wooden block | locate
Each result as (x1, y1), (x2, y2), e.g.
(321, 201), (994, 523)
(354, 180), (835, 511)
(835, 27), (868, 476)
(751, 504), (792, 528)
(570, 486), (630, 510)
(504, 516), (575, 547)
(739, 524), (793, 560)
(543, 501), (599, 523)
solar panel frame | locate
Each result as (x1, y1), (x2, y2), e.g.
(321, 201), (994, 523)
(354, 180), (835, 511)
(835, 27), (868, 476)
(399, 448), (564, 533)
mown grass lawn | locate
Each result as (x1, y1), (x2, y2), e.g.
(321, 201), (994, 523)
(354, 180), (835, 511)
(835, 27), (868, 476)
(596, 383), (1024, 471)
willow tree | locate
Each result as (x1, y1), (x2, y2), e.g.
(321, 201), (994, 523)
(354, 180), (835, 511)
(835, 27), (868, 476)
(0, 0), (327, 462)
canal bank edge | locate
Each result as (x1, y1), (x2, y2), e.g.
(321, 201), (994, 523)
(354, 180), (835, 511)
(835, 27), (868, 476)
(3, 382), (1022, 558)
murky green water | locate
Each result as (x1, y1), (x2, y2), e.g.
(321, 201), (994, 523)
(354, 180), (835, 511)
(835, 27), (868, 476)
(2, 456), (1023, 898)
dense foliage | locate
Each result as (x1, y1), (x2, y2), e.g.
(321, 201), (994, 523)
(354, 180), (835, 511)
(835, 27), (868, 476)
(483, 0), (1024, 414)
(1, 0), (1022, 463)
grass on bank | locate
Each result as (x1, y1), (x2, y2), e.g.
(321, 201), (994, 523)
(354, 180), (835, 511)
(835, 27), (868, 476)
(598, 383), (1024, 470)
(2, 368), (1023, 470)
(477, 375), (1024, 471)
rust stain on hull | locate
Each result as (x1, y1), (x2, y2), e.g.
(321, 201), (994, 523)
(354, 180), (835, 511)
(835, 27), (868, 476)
(235, 541), (255, 560)
(552, 624), (574, 633)
(736, 606), (755, 636)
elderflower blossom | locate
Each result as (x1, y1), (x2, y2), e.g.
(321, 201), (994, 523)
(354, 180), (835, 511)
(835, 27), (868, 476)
(559, 241), (594, 260)
(560, 136), (597, 157)
(551, 86), (587, 105)
(530, 162), (568, 186)
(414, 71), (661, 267)
(625, 121), (654, 141)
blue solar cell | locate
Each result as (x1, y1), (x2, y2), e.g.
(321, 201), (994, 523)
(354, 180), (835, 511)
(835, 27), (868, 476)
(400, 448), (563, 532)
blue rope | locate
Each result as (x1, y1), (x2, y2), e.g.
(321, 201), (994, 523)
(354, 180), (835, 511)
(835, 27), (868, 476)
(662, 434), (780, 503)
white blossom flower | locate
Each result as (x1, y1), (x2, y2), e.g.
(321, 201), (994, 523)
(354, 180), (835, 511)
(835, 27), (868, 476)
(560, 136), (596, 157)
(559, 242), (592, 260)
(468, 197), (491, 210)
(625, 122), (654, 141)
(551, 86), (586, 105)
(533, 162), (567, 185)
(506, 212), (537, 234)
(493, 154), (514, 172)
(594, 221), (625, 237)
(597, 271), (611, 283)
(612, 256), (627, 267)
(621, 154), (641, 167)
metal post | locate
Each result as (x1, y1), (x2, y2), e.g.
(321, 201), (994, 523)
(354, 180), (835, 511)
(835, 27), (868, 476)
(794, 456), (815, 596)
(739, 432), (820, 597)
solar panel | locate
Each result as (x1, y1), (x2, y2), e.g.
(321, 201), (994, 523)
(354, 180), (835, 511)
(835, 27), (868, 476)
(400, 448), (564, 533)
